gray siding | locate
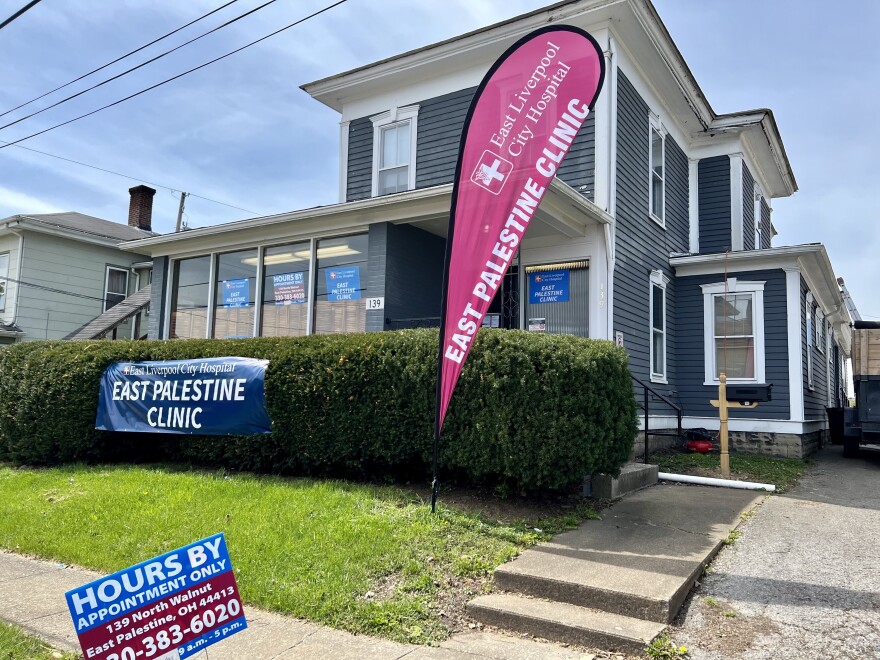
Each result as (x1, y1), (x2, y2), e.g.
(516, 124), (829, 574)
(742, 163), (755, 251)
(802, 277), (829, 420)
(760, 198), (772, 249)
(416, 87), (475, 189)
(556, 113), (596, 201)
(612, 71), (688, 388)
(383, 223), (445, 327)
(365, 224), (388, 331)
(698, 156), (731, 254)
(675, 269), (790, 419)
(348, 86), (597, 201)
(149, 255), (168, 339)
(346, 117), (373, 202)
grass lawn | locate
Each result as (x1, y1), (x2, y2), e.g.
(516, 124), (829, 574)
(0, 621), (77, 660)
(654, 451), (809, 492)
(0, 464), (596, 645)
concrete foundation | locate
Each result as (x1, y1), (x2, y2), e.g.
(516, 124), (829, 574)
(725, 429), (826, 459)
(588, 462), (658, 499)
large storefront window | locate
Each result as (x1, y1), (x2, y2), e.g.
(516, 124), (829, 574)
(313, 235), (367, 334)
(213, 249), (257, 338)
(525, 261), (589, 337)
(261, 242), (310, 337)
(170, 256), (210, 339)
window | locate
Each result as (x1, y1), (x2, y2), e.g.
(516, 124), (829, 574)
(649, 122), (665, 225)
(806, 292), (814, 389)
(313, 234), (368, 334)
(371, 106), (418, 197)
(702, 280), (765, 383)
(650, 271), (668, 382)
(754, 187), (762, 249)
(169, 256), (210, 339)
(213, 249), (257, 339)
(816, 309), (825, 353)
(104, 266), (129, 312)
(0, 252), (8, 312)
(827, 320), (834, 406)
(261, 241), (311, 338)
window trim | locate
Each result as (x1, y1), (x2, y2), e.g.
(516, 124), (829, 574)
(648, 118), (665, 227)
(370, 105), (419, 197)
(0, 251), (8, 312)
(649, 270), (668, 383)
(816, 308), (825, 354)
(806, 291), (814, 390)
(103, 265), (130, 312)
(754, 186), (762, 250)
(701, 279), (766, 385)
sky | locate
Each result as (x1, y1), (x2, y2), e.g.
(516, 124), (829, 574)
(0, 0), (878, 317)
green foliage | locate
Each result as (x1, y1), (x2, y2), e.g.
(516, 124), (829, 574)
(0, 330), (637, 493)
(0, 621), (78, 660)
(646, 635), (689, 658)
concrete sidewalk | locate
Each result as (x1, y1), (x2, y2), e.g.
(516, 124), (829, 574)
(0, 551), (592, 660)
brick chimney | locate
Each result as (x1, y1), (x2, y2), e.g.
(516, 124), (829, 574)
(128, 185), (156, 231)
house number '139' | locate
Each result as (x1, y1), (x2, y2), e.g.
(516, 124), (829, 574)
(365, 297), (385, 310)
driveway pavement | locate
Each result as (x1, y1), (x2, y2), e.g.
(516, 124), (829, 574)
(672, 445), (880, 659)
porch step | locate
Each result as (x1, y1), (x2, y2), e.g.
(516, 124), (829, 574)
(467, 594), (665, 654)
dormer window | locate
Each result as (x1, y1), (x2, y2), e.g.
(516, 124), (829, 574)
(371, 105), (418, 197)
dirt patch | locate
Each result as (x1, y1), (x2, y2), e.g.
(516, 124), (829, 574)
(671, 595), (779, 657)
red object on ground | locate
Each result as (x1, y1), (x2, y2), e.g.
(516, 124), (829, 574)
(687, 440), (713, 453)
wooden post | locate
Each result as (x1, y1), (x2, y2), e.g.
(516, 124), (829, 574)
(719, 373), (729, 477)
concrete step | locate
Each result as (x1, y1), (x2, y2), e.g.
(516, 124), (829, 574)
(587, 462), (658, 499)
(494, 484), (761, 623)
(467, 593), (665, 654)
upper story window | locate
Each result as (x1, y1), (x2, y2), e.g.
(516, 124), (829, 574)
(702, 279), (766, 384)
(0, 252), (8, 312)
(816, 308), (825, 353)
(649, 120), (665, 226)
(371, 105), (418, 197)
(754, 186), (762, 249)
(104, 266), (129, 312)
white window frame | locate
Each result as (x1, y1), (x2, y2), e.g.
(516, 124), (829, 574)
(806, 291), (814, 389)
(827, 320), (834, 406)
(701, 279), (766, 385)
(370, 105), (419, 197)
(648, 118), (665, 227)
(754, 186), (762, 249)
(816, 308), (825, 353)
(0, 252), (8, 312)
(104, 266), (130, 312)
(649, 270), (668, 383)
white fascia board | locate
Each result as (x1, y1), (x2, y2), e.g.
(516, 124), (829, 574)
(688, 158), (698, 253)
(729, 153), (744, 251)
(670, 247), (804, 277)
(798, 248), (852, 354)
(679, 417), (822, 434)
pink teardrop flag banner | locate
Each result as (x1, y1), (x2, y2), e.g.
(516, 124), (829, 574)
(431, 26), (605, 510)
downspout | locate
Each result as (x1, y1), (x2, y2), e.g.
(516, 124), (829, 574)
(605, 35), (618, 338)
(7, 224), (25, 331)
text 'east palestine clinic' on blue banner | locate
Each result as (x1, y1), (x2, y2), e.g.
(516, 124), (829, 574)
(96, 357), (271, 435)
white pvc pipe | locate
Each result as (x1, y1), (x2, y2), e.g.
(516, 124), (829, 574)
(658, 472), (776, 492)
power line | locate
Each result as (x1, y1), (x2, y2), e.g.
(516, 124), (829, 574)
(1, 273), (153, 311)
(1, 138), (260, 215)
(0, 0), (348, 150)
(1, 0), (281, 132)
(0, 0), (240, 119)
(0, 0), (41, 31)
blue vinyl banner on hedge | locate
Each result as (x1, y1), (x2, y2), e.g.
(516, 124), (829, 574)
(96, 357), (271, 435)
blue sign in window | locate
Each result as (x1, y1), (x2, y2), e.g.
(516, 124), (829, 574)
(529, 269), (569, 304)
(222, 278), (249, 308)
(326, 266), (361, 301)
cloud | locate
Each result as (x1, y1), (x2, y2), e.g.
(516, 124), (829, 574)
(0, 186), (66, 217)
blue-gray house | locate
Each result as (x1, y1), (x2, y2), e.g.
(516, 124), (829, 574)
(123, 0), (851, 458)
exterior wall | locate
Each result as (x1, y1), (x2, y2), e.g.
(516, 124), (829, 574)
(347, 86), (596, 202)
(802, 276), (830, 421)
(612, 71), (688, 386)
(16, 231), (149, 341)
(0, 233), (20, 325)
(674, 268), (790, 420)
(698, 156), (731, 254)
(382, 223), (445, 328)
(728, 430), (821, 459)
(760, 198), (771, 249)
(742, 162), (755, 251)
(415, 87), (474, 189)
(149, 256), (169, 339)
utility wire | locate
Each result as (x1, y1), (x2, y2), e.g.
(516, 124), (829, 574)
(1, 0), (280, 132)
(0, 0), (240, 119)
(0, 0), (41, 31)
(0, 0), (348, 150)
(1, 273), (155, 310)
(1, 138), (260, 215)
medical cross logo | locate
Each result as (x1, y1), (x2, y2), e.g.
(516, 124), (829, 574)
(471, 150), (513, 195)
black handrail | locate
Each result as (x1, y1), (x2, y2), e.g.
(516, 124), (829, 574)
(631, 374), (683, 463)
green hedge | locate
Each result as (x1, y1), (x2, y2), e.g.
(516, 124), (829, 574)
(0, 330), (637, 492)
